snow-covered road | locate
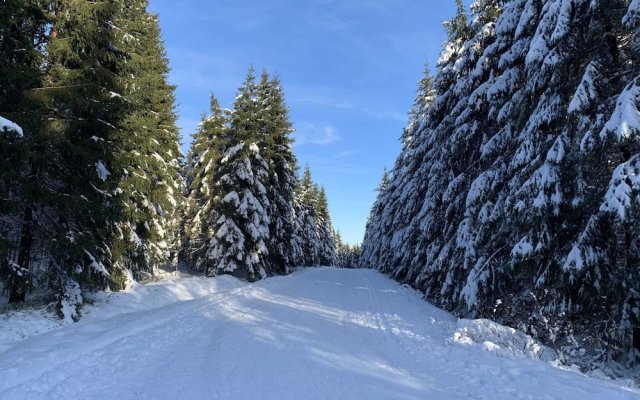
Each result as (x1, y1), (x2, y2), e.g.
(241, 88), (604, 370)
(0, 268), (637, 399)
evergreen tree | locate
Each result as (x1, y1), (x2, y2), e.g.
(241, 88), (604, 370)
(316, 186), (336, 265)
(360, 168), (388, 270)
(293, 165), (320, 266)
(25, 0), (128, 316)
(182, 96), (226, 273)
(444, 0), (470, 41)
(361, 0), (640, 369)
(110, 0), (184, 286)
(0, 0), (48, 303)
(205, 68), (271, 281)
(257, 71), (297, 275)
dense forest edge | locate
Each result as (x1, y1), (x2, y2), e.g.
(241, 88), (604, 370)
(361, 0), (640, 376)
(0, 0), (357, 319)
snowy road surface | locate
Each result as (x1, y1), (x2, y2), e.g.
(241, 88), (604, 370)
(0, 268), (637, 399)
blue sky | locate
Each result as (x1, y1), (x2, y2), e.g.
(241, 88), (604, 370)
(149, 0), (458, 245)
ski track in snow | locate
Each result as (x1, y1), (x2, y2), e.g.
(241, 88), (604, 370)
(0, 268), (637, 399)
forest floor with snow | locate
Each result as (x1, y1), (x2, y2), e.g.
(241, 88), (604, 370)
(0, 267), (638, 399)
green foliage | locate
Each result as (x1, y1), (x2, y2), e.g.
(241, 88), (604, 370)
(444, 0), (470, 41)
(183, 95), (227, 273)
(111, 0), (183, 277)
(0, 0), (182, 310)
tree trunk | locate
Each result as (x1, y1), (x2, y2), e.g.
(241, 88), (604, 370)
(10, 203), (33, 302)
(615, 225), (627, 272)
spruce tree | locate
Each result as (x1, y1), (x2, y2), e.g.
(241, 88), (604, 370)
(360, 168), (388, 270)
(183, 95), (226, 274)
(316, 186), (336, 265)
(361, 0), (640, 367)
(205, 68), (271, 281)
(110, 0), (183, 286)
(293, 165), (321, 266)
(0, 0), (48, 303)
(444, 0), (470, 41)
(257, 71), (297, 275)
(26, 0), (128, 316)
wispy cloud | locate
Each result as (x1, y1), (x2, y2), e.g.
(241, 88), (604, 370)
(294, 122), (341, 146)
(332, 149), (361, 159)
(292, 95), (406, 122)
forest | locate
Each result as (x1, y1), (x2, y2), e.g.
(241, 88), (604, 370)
(3, 0), (640, 380)
(0, 1), (358, 319)
(362, 0), (640, 371)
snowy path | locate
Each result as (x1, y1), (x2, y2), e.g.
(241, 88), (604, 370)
(0, 268), (637, 399)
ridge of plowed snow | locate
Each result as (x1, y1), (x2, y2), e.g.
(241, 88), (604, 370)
(0, 268), (637, 399)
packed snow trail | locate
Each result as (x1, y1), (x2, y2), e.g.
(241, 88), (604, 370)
(0, 268), (637, 399)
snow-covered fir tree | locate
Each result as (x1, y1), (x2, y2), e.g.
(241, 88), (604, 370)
(292, 165), (337, 266)
(361, 0), (640, 368)
(257, 72), (298, 275)
(360, 168), (389, 271)
(334, 231), (361, 268)
(204, 69), (272, 281)
(182, 96), (226, 273)
(316, 187), (337, 266)
(9, 0), (128, 317)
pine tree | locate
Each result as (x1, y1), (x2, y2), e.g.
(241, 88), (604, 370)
(25, 0), (128, 316)
(360, 168), (388, 270)
(110, 0), (183, 286)
(444, 0), (470, 41)
(183, 95), (226, 273)
(316, 186), (336, 265)
(293, 165), (320, 266)
(257, 71), (297, 275)
(0, 0), (48, 303)
(205, 68), (271, 281)
(361, 0), (640, 367)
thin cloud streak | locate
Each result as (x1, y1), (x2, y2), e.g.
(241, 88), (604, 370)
(294, 123), (341, 146)
(292, 96), (406, 122)
(332, 149), (361, 160)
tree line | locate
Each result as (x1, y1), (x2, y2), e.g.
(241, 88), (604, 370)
(181, 68), (338, 280)
(362, 0), (640, 371)
(0, 0), (353, 317)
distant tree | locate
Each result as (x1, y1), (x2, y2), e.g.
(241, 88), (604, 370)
(444, 0), (470, 41)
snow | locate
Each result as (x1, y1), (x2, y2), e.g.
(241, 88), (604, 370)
(624, 0), (640, 28)
(451, 319), (557, 362)
(0, 274), (244, 353)
(511, 236), (534, 257)
(0, 268), (636, 399)
(600, 83), (640, 142)
(83, 249), (110, 277)
(0, 116), (23, 137)
(599, 156), (640, 219)
(95, 160), (111, 182)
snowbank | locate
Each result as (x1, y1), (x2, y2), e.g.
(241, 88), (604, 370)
(450, 318), (558, 362)
(0, 274), (246, 352)
(0, 116), (23, 136)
